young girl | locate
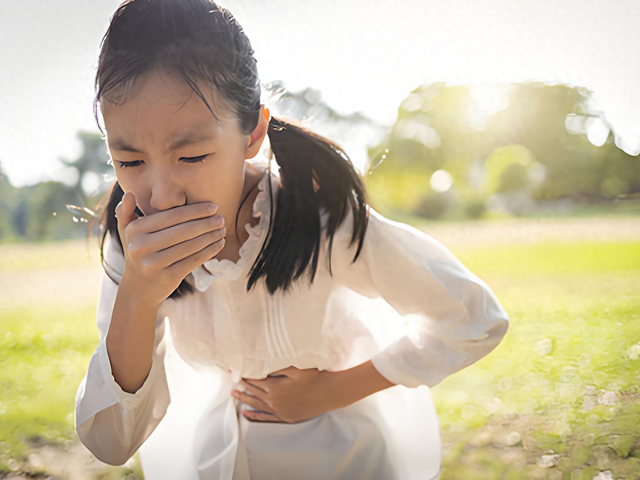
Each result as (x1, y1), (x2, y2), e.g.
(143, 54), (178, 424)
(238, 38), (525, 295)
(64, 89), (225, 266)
(74, 1), (510, 479)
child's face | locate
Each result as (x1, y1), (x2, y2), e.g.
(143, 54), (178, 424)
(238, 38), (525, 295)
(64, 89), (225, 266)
(101, 66), (268, 225)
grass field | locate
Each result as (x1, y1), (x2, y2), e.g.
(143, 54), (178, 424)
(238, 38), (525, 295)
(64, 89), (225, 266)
(0, 215), (639, 479)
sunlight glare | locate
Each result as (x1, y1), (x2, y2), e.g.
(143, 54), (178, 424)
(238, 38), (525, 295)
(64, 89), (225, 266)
(396, 119), (441, 148)
(430, 169), (453, 193)
(468, 84), (511, 131)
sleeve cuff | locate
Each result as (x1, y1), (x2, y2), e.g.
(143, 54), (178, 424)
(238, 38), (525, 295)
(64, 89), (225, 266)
(370, 334), (465, 389)
(97, 336), (161, 410)
(370, 313), (509, 390)
(370, 340), (424, 389)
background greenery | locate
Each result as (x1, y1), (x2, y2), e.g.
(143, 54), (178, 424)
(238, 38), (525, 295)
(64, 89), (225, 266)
(1, 80), (639, 479)
(1, 80), (639, 243)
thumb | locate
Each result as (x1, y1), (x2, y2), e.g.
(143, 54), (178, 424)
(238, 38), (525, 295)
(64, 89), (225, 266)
(115, 191), (140, 235)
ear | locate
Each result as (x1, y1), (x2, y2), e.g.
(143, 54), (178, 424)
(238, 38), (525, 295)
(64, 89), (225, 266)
(245, 105), (270, 159)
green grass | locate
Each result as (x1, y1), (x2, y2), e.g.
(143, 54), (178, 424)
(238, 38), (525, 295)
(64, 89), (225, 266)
(457, 240), (640, 274)
(0, 300), (144, 477)
(0, 236), (102, 273)
(432, 241), (640, 479)
(0, 235), (639, 478)
(0, 303), (98, 457)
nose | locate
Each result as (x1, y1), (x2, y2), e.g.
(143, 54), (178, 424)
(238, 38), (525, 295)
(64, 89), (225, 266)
(148, 173), (187, 212)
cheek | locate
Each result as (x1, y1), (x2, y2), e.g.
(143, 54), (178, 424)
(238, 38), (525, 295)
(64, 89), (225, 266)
(113, 169), (145, 203)
(114, 170), (133, 191)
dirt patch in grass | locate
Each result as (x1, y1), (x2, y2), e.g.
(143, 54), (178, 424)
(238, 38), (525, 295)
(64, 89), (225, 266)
(420, 215), (640, 247)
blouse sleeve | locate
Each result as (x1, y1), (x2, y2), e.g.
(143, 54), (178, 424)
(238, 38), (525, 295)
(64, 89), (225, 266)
(328, 205), (510, 389)
(74, 231), (171, 465)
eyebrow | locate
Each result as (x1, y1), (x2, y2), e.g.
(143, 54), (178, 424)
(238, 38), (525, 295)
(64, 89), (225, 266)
(110, 124), (216, 154)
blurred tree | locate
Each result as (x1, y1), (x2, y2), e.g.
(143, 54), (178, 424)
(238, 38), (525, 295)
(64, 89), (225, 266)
(23, 181), (80, 241)
(5, 181), (79, 242)
(366, 80), (639, 219)
(488, 83), (605, 201)
(595, 133), (640, 199)
(484, 145), (537, 195)
(0, 160), (18, 241)
(11, 198), (27, 238)
(59, 131), (112, 202)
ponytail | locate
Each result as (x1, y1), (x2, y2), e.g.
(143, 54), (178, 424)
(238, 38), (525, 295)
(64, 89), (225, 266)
(245, 115), (370, 295)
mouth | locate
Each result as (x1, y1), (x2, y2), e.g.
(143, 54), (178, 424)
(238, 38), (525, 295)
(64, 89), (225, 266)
(134, 206), (145, 217)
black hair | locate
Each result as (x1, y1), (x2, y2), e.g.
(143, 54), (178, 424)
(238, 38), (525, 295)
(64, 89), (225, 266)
(90, 0), (370, 298)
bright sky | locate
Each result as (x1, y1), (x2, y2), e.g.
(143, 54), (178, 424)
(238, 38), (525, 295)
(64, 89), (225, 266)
(1, 0), (638, 188)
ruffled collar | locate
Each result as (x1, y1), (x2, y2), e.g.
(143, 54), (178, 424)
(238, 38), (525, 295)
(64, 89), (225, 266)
(189, 169), (277, 292)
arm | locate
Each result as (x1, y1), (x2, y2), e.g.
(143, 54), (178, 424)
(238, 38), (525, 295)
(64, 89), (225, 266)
(74, 232), (171, 465)
(322, 359), (396, 410)
(328, 205), (510, 390)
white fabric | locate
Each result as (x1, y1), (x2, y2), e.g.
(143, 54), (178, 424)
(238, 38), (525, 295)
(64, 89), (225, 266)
(75, 168), (509, 480)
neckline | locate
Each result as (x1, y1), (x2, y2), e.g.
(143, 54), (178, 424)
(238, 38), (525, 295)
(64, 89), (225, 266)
(188, 169), (277, 292)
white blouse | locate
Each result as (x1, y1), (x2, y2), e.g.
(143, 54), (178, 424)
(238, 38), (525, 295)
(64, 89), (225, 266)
(74, 168), (509, 480)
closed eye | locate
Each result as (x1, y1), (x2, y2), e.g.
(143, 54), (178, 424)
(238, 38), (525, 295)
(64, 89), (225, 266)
(115, 154), (210, 169)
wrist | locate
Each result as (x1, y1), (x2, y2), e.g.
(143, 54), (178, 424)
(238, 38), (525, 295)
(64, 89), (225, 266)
(118, 275), (161, 311)
(326, 359), (396, 410)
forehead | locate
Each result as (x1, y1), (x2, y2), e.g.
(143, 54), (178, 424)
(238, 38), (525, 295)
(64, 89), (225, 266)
(101, 68), (236, 138)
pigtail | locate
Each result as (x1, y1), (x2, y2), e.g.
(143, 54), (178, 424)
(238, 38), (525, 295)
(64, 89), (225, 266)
(244, 115), (370, 295)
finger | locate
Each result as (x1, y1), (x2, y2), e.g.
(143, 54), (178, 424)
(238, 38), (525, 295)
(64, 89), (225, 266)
(238, 379), (267, 397)
(135, 201), (217, 235)
(232, 389), (274, 414)
(268, 366), (298, 377)
(243, 410), (285, 423)
(115, 191), (140, 236)
(241, 377), (269, 392)
(242, 375), (286, 393)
